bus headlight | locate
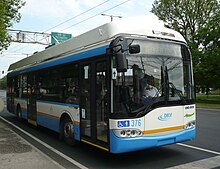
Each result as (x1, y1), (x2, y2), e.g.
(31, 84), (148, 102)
(185, 120), (196, 129)
(113, 129), (142, 138)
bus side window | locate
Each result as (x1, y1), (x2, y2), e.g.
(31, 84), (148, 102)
(64, 64), (79, 104)
(36, 64), (79, 104)
(22, 75), (28, 98)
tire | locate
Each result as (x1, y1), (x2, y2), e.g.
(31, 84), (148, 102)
(16, 106), (22, 121)
(59, 117), (76, 146)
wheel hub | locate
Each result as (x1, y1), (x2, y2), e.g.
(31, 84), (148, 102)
(64, 122), (74, 138)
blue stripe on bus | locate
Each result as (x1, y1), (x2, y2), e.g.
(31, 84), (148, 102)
(109, 128), (196, 153)
(37, 113), (60, 132)
(21, 108), (28, 120)
(74, 124), (80, 141)
(37, 113), (81, 139)
(8, 45), (108, 77)
(37, 100), (79, 108)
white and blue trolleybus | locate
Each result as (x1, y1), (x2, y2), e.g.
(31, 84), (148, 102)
(7, 22), (196, 153)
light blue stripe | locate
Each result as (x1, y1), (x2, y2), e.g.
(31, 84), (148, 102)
(74, 124), (80, 141)
(37, 113), (59, 132)
(110, 128), (196, 153)
(21, 109), (27, 120)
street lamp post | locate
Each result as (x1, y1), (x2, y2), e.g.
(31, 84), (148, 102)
(101, 14), (122, 22)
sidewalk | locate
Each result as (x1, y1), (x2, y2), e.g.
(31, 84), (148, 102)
(0, 118), (64, 169)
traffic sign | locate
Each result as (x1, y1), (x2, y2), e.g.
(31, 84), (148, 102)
(51, 32), (72, 45)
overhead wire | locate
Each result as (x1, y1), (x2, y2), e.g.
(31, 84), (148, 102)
(43, 0), (111, 33)
(11, 44), (31, 52)
(4, 0), (132, 57)
(5, 0), (111, 54)
(0, 53), (30, 57)
(61, 0), (132, 31)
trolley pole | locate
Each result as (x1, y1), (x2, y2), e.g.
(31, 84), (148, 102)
(101, 14), (122, 22)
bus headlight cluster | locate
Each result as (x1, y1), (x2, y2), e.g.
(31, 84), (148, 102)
(113, 129), (142, 138)
(185, 120), (196, 129)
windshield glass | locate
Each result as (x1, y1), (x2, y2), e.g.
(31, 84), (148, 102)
(112, 39), (195, 118)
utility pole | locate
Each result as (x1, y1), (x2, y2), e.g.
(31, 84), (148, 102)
(101, 14), (122, 22)
(7, 29), (51, 45)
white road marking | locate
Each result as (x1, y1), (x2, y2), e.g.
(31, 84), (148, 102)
(167, 155), (220, 169)
(177, 143), (220, 155)
(0, 116), (88, 169)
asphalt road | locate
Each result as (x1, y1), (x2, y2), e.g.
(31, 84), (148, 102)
(0, 90), (220, 169)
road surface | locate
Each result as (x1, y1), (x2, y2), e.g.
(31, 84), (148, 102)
(0, 90), (220, 168)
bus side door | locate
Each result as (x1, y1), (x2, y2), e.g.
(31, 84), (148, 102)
(7, 77), (15, 113)
(27, 74), (37, 126)
(80, 59), (109, 151)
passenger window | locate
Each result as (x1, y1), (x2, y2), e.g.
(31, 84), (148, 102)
(36, 64), (79, 104)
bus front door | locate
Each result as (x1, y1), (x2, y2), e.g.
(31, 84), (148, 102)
(27, 75), (37, 126)
(80, 60), (109, 151)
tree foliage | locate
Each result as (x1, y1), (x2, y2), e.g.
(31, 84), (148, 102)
(0, 0), (25, 51)
(151, 0), (220, 89)
(195, 9), (220, 89)
(0, 76), (7, 89)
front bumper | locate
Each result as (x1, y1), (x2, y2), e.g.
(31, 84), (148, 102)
(110, 128), (196, 153)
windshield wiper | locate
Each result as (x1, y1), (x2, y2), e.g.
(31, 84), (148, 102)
(133, 97), (160, 117)
(169, 82), (186, 103)
(134, 104), (152, 117)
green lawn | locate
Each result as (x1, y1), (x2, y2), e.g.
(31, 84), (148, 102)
(196, 94), (220, 109)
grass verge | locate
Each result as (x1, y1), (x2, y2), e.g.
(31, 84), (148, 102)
(196, 94), (220, 109)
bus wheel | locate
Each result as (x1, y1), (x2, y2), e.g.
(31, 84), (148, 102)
(16, 106), (22, 121)
(60, 117), (76, 145)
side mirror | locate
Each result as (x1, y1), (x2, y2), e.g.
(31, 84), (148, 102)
(109, 36), (129, 72)
(129, 45), (140, 54)
(115, 53), (128, 72)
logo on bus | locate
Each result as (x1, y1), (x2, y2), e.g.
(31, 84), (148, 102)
(158, 113), (172, 121)
(117, 120), (130, 128)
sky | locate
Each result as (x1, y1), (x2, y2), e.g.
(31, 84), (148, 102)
(0, 0), (164, 78)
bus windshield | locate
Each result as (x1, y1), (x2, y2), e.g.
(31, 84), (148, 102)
(112, 39), (195, 118)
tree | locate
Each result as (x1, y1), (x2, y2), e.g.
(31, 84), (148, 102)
(195, 9), (220, 89)
(151, 0), (220, 90)
(0, 76), (7, 89)
(0, 0), (25, 51)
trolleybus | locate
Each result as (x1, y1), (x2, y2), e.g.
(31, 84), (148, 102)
(7, 22), (196, 153)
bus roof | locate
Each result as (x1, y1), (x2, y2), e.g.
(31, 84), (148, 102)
(8, 21), (186, 72)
